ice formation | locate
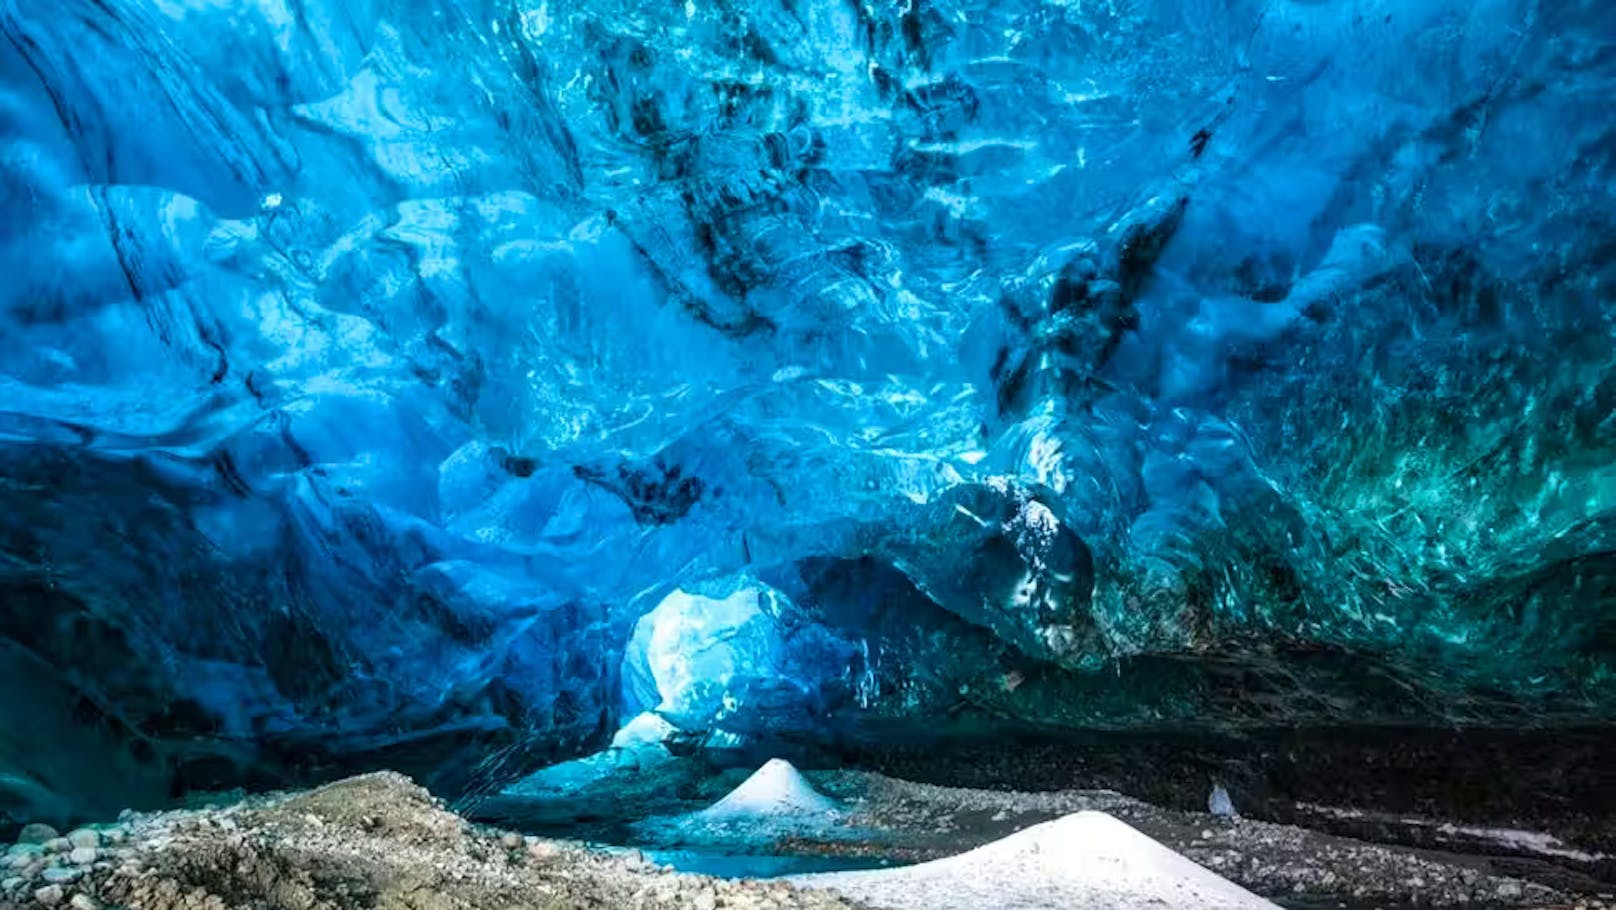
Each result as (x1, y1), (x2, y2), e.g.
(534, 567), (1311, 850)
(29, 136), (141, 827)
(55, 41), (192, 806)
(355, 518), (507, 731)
(0, 0), (1612, 823)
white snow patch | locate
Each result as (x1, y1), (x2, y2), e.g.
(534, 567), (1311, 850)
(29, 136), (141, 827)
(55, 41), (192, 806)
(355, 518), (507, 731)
(1295, 803), (1607, 863)
(1018, 498), (1060, 544)
(793, 810), (1279, 910)
(1437, 823), (1607, 863)
(696, 759), (841, 823)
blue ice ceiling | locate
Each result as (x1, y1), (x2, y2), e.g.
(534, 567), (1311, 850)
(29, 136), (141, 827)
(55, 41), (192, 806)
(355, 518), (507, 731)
(1, 0), (1613, 822)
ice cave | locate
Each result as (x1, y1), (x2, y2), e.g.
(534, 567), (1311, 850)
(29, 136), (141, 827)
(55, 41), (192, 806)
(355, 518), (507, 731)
(0, 0), (1613, 907)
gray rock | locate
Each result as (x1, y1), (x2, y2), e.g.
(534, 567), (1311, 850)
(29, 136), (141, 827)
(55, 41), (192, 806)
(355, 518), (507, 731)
(0, 877), (23, 892)
(16, 824), (58, 846)
(40, 866), (81, 884)
(33, 883), (64, 906)
(68, 846), (97, 866)
(70, 894), (100, 910)
(42, 837), (72, 854)
(65, 830), (100, 850)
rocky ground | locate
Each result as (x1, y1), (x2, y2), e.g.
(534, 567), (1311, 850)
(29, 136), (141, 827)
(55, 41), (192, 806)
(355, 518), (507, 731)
(490, 757), (1616, 910)
(0, 773), (864, 910)
(800, 772), (1616, 909)
(2, 768), (1612, 910)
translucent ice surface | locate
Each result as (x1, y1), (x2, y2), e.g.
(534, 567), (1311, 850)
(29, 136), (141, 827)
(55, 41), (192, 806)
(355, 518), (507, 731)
(0, 0), (1613, 822)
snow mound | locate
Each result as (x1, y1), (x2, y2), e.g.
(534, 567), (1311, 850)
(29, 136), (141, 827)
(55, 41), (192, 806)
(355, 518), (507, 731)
(696, 759), (841, 822)
(793, 810), (1279, 910)
(609, 712), (680, 750)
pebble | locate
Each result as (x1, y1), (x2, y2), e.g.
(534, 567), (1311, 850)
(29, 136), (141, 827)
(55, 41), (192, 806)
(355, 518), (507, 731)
(43, 838), (72, 854)
(1, 877), (22, 892)
(69, 847), (98, 866)
(33, 884), (64, 906)
(16, 824), (59, 846)
(70, 894), (100, 910)
(66, 830), (100, 850)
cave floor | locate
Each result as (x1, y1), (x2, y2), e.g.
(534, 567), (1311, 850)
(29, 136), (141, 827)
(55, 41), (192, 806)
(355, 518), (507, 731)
(1, 772), (862, 910)
(798, 771), (1612, 909)
(2, 769), (1612, 910)
(481, 759), (1613, 910)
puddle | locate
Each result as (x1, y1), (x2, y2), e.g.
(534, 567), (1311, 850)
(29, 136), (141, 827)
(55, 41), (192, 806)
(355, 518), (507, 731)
(637, 847), (903, 879)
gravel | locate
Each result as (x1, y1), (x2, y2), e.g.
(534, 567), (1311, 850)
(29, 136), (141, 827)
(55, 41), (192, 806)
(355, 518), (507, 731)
(0, 773), (868, 910)
(2, 769), (1610, 910)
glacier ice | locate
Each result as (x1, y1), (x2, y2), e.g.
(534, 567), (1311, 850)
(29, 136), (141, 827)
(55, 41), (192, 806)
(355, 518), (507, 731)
(0, 0), (1614, 824)
(622, 586), (855, 741)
